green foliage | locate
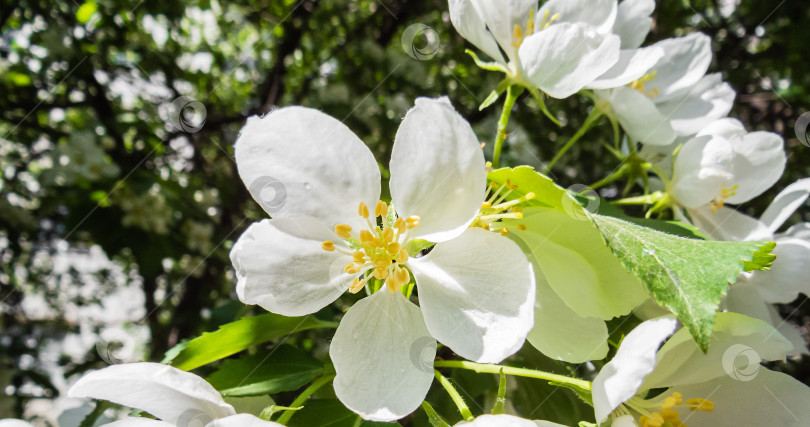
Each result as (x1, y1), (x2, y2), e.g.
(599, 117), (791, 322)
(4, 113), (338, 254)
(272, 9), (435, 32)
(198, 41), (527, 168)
(591, 215), (776, 351)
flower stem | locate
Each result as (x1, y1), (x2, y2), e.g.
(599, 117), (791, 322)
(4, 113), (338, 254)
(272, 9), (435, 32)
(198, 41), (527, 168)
(276, 373), (336, 425)
(433, 360), (591, 392)
(433, 369), (475, 421)
(544, 109), (603, 173)
(492, 85), (521, 169)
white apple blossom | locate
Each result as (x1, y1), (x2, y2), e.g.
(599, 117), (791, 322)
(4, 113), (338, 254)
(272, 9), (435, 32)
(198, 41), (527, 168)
(68, 363), (281, 427)
(593, 31), (735, 146)
(592, 314), (810, 426)
(455, 414), (567, 426)
(230, 97), (535, 421)
(0, 421), (35, 427)
(448, 0), (622, 98)
(668, 118), (785, 219)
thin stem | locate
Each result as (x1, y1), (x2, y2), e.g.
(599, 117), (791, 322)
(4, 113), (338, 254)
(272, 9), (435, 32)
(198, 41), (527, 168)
(433, 369), (475, 421)
(433, 360), (591, 392)
(276, 373), (336, 425)
(492, 85), (521, 169)
(544, 109), (603, 173)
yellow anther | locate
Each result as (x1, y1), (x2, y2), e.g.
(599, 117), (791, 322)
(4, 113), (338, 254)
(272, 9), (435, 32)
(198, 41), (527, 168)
(358, 202), (369, 219)
(352, 251), (366, 263)
(397, 267), (410, 285)
(398, 249), (409, 263)
(505, 179), (518, 190)
(641, 412), (664, 427)
(629, 71), (660, 98)
(523, 192), (536, 200)
(373, 257), (391, 268)
(393, 217), (407, 234)
(489, 181), (499, 188)
(373, 267), (389, 280)
(375, 200), (388, 218)
(387, 242), (401, 255)
(662, 396), (678, 410)
(344, 263), (361, 274)
(511, 24), (524, 48)
(406, 216), (420, 229)
(382, 227), (394, 242)
(321, 241), (336, 252)
(481, 201), (492, 209)
(359, 230), (375, 243)
(517, 224), (527, 231)
(686, 398), (714, 412)
(500, 227), (509, 236)
(349, 277), (366, 294)
(334, 224), (352, 239)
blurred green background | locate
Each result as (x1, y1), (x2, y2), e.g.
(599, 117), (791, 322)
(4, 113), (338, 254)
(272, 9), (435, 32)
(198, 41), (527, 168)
(1, 0), (809, 425)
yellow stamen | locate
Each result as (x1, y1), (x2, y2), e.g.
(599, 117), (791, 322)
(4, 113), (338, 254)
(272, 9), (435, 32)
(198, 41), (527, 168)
(358, 202), (369, 218)
(359, 230), (375, 243)
(398, 249), (409, 263)
(387, 242), (401, 254)
(334, 224), (352, 239)
(500, 227), (509, 236)
(382, 227), (394, 242)
(349, 277), (366, 294)
(393, 217), (407, 234)
(375, 200), (388, 218)
(353, 251), (366, 263)
(406, 216), (420, 229)
(321, 241), (335, 252)
(517, 224), (527, 231)
(686, 398), (714, 412)
(373, 267), (389, 280)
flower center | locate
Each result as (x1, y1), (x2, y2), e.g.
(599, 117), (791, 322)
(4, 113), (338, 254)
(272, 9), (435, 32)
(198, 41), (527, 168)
(709, 185), (738, 213)
(471, 179), (535, 236)
(511, 9), (559, 48)
(321, 201), (418, 294)
(619, 391), (715, 427)
(629, 71), (661, 98)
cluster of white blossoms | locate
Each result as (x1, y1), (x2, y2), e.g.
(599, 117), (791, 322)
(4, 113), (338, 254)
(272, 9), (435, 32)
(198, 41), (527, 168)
(19, 1), (809, 427)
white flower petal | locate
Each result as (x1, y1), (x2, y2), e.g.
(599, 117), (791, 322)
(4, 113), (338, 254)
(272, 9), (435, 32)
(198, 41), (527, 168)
(743, 237), (810, 304)
(642, 312), (792, 390)
(207, 414), (283, 427)
(527, 267), (609, 363)
(0, 421), (37, 427)
(234, 106), (380, 231)
(230, 218), (354, 316)
(456, 414), (565, 427)
(647, 33), (712, 103)
(520, 23), (620, 99)
(98, 420), (175, 427)
(613, 0), (655, 48)
(726, 131), (785, 204)
(538, 0), (618, 34)
(687, 205), (772, 242)
(724, 284), (806, 356)
(668, 369), (810, 427)
(592, 317), (678, 423)
(587, 47), (664, 90)
(390, 97), (486, 243)
(68, 363), (235, 424)
(670, 134), (734, 209)
(473, 0), (538, 62)
(610, 415), (638, 427)
(695, 117), (747, 140)
(330, 290), (436, 422)
(785, 222), (810, 240)
(656, 74), (736, 136)
(605, 86), (677, 146)
(449, 0), (506, 64)
(760, 179), (810, 233)
(409, 228), (534, 363)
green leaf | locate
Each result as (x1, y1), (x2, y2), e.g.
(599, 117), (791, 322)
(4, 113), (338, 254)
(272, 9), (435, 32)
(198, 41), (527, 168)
(422, 401), (451, 427)
(5, 71), (31, 86)
(76, 1), (97, 24)
(590, 214), (776, 351)
(163, 313), (337, 370)
(207, 345), (324, 397)
(287, 399), (402, 427)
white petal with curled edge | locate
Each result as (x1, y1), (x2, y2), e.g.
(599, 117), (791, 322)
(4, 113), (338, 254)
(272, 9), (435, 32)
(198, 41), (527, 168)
(230, 217), (354, 317)
(472, 0), (537, 62)
(330, 290), (436, 422)
(98, 420), (175, 427)
(687, 205), (772, 242)
(606, 87), (676, 146)
(592, 317), (677, 423)
(527, 267), (609, 363)
(455, 414), (567, 427)
(0, 421), (37, 427)
(68, 362), (236, 424)
(642, 312), (792, 390)
(409, 228), (535, 363)
(613, 0), (655, 48)
(390, 97), (486, 243)
(727, 130), (785, 204)
(647, 33), (712, 103)
(657, 74), (736, 136)
(538, 0), (618, 34)
(520, 23), (620, 99)
(760, 178), (810, 233)
(667, 369), (810, 427)
(234, 106), (380, 231)
(587, 46), (664, 90)
(743, 237), (810, 304)
(448, 0), (506, 64)
(207, 414), (284, 427)
(670, 134), (734, 209)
